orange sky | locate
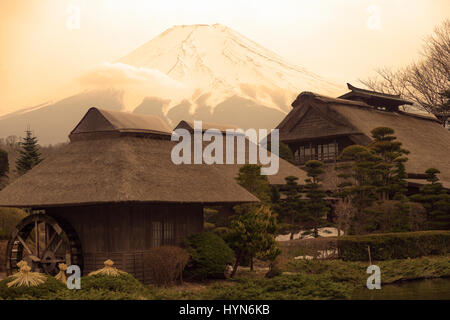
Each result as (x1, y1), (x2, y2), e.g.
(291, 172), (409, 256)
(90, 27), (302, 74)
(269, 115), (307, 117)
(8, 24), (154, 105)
(1, 0), (449, 115)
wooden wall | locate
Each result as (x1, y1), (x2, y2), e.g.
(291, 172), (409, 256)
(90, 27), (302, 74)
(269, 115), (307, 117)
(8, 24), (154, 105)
(46, 203), (203, 282)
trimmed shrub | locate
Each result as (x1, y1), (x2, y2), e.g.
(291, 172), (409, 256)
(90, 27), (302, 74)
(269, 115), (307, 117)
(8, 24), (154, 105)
(184, 232), (234, 280)
(81, 273), (144, 293)
(47, 273), (150, 300)
(144, 246), (189, 286)
(338, 230), (450, 261)
(0, 276), (66, 300)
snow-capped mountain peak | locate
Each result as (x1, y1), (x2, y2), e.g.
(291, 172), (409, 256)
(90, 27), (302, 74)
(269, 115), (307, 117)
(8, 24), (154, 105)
(119, 24), (342, 114)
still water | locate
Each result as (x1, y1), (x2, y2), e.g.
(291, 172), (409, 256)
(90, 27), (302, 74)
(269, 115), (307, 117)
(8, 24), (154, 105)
(352, 278), (450, 300)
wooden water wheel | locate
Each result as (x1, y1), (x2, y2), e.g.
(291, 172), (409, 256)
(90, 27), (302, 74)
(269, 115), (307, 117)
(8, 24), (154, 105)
(6, 214), (83, 276)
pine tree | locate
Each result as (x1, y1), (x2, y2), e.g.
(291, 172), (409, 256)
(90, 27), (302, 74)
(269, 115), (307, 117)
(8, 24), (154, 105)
(232, 164), (279, 272)
(410, 168), (450, 230)
(225, 205), (279, 277)
(235, 164), (271, 202)
(303, 160), (329, 238)
(278, 176), (304, 240)
(369, 127), (410, 200)
(0, 148), (8, 178)
(16, 129), (42, 176)
(369, 127), (412, 232)
(336, 145), (382, 234)
(336, 145), (381, 213)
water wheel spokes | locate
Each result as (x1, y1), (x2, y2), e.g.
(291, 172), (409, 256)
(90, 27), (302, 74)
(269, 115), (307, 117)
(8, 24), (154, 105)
(6, 214), (83, 276)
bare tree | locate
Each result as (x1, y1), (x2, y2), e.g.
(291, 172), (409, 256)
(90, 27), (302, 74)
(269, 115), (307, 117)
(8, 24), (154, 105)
(361, 19), (450, 125)
(333, 198), (356, 236)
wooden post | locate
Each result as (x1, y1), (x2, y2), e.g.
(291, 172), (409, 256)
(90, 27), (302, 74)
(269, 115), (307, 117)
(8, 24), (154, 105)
(367, 245), (372, 265)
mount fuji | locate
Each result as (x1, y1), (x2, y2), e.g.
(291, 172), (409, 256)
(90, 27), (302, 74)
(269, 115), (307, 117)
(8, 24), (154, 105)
(0, 24), (343, 144)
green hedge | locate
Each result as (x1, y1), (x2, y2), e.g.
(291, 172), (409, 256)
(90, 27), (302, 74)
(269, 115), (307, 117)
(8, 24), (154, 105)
(337, 231), (450, 261)
(0, 276), (66, 300)
(184, 231), (234, 280)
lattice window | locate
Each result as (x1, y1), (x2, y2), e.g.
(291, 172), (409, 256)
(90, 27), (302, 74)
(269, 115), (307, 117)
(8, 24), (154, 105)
(295, 141), (338, 164)
(152, 221), (162, 248)
(163, 220), (175, 245)
(152, 220), (175, 247)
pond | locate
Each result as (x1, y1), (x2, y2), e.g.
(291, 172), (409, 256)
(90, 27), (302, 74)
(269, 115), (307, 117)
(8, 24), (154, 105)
(352, 277), (450, 300)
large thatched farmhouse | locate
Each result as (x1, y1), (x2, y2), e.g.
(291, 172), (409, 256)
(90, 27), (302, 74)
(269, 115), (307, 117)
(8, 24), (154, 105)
(0, 107), (305, 282)
(277, 84), (450, 190)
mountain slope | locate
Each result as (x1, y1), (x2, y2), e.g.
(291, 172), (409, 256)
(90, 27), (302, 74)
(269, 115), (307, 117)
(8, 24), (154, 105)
(0, 90), (124, 145)
(121, 23), (342, 117)
(1, 24), (344, 144)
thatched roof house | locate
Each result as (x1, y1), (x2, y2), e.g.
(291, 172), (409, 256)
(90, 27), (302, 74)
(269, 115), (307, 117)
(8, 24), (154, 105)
(277, 90), (450, 189)
(0, 107), (309, 281)
(0, 107), (273, 281)
(173, 120), (308, 185)
(0, 108), (261, 208)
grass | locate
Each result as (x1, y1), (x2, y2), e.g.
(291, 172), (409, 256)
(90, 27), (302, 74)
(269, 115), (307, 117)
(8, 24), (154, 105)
(285, 255), (450, 287)
(0, 255), (448, 300)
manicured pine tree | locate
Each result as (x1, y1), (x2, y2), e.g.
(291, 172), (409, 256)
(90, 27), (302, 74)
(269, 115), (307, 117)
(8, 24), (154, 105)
(369, 127), (410, 200)
(231, 164), (279, 272)
(336, 145), (382, 234)
(16, 129), (42, 176)
(303, 160), (329, 238)
(369, 127), (411, 232)
(225, 205), (280, 278)
(336, 145), (381, 214)
(410, 168), (450, 230)
(278, 176), (304, 240)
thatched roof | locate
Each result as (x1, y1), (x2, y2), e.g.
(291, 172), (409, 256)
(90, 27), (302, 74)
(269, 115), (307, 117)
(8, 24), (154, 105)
(338, 83), (413, 109)
(0, 109), (262, 208)
(278, 92), (450, 186)
(174, 120), (239, 133)
(70, 107), (172, 141)
(173, 121), (309, 185)
(0, 136), (264, 208)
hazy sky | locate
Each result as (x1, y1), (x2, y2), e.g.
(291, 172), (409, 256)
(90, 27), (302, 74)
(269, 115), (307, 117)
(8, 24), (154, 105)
(1, 0), (449, 115)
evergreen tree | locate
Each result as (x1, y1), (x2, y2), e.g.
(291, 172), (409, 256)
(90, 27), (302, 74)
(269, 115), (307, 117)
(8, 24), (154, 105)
(369, 127), (410, 200)
(16, 129), (42, 176)
(235, 164), (271, 202)
(303, 160), (329, 238)
(277, 176), (304, 240)
(225, 205), (280, 277)
(0, 148), (8, 178)
(265, 141), (295, 164)
(336, 145), (382, 234)
(410, 168), (450, 230)
(232, 165), (280, 272)
(336, 145), (381, 214)
(369, 127), (412, 232)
